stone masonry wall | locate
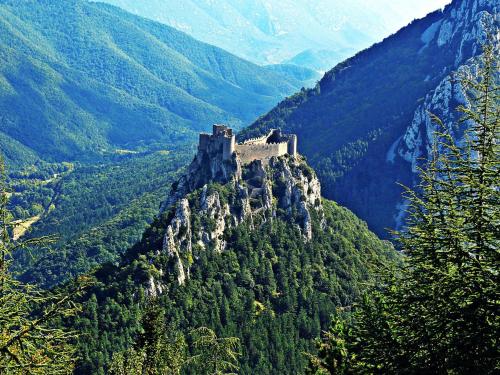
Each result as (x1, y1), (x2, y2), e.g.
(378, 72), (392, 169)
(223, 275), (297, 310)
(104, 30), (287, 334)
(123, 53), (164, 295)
(236, 142), (288, 165)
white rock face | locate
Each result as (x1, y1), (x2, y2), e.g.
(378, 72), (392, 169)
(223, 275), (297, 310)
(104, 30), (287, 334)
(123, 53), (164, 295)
(162, 199), (192, 285)
(434, 0), (498, 66)
(389, 0), (498, 228)
(159, 155), (324, 285)
(199, 189), (231, 253)
(268, 157), (323, 239)
(397, 54), (490, 174)
(161, 139), (241, 212)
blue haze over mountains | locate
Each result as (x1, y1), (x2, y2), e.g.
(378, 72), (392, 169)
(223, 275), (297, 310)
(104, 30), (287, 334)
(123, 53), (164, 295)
(0, 0), (315, 167)
(99, 0), (451, 71)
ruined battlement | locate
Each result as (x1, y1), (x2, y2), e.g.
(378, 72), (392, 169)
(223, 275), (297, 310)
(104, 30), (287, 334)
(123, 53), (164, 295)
(198, 124), (236, 160)
(197, 125), (297, 164)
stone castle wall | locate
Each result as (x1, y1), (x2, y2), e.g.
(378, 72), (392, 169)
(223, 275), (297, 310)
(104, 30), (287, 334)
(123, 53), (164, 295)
(197, 125), (296, 166)
(240, 134), (269, 145)
(236, 142), (288, 165)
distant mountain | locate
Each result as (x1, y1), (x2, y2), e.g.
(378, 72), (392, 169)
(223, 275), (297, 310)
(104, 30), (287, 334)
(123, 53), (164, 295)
(284, 49), (353, 73)
(0, 0), (309, 167)
(241, 0), (498, 237)
(99, 0), (451, 70)
(263, 63), (321, 87)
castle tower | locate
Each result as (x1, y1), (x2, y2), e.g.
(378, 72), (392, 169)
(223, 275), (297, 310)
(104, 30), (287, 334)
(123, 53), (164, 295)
(223, 134), (236, 160)
(196, 124), (296, 164)
(287, 134), (297, 157)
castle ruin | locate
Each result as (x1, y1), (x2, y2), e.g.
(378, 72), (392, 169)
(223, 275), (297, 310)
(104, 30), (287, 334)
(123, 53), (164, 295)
(198, 124), (297, 165)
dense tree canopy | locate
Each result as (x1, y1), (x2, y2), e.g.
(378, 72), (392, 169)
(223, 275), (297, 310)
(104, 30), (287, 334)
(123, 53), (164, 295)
(0, 156), (87, 374)
(307, 44), (499, 374)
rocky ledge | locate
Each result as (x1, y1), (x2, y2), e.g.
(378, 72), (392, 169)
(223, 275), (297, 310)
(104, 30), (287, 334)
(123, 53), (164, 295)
(159, 155), (324, 285)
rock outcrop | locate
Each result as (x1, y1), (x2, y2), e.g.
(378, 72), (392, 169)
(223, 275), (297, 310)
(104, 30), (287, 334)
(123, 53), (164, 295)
(160, 152), (324, 285)
(391, 0), (498, 226)
(398, 0), (498, 171)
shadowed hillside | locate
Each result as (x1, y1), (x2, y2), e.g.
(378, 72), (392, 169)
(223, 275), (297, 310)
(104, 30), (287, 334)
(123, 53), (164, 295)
(241, 0), (497, 237)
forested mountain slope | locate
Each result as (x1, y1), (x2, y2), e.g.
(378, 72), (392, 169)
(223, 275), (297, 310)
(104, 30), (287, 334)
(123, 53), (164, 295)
(0, 0), (307, 167)
(70, 151), (396, 374)
(11, 150), (189, 288)
(240, 0), (498, 237)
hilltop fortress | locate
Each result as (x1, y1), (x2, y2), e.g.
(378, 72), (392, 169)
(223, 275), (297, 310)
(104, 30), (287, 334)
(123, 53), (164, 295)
(199, 124), (297, 164)
(162, 124), (298, 210)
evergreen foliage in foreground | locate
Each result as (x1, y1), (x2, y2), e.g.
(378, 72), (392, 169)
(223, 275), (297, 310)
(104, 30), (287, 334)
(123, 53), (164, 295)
(108, 300), (241, 375)
(307, 44), (499, 374)
(0, 156), (88, 374)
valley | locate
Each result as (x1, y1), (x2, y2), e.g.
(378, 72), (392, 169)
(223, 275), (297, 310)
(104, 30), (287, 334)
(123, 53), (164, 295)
(0, 0), (497, 374)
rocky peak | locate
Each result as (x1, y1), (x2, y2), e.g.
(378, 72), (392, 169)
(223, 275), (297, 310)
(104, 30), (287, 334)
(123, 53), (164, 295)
(159, 154), (324, 286)
(395, 0), (498, 172)
(160, 142), (240, 212)
(433, 0), (497, 66)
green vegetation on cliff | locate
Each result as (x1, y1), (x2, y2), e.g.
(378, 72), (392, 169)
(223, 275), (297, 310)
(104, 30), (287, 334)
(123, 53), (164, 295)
(306, 43), (499, 375)
(10, 150), (189, 288)
(69, 157), (396, 374)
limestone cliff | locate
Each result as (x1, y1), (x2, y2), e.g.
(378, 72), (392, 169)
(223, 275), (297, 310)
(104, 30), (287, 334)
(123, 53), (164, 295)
(160, 144), (240, 212)
(397, 0), (498, 173)
(391, 0), (498, 226)
(158, 155), (323, 286)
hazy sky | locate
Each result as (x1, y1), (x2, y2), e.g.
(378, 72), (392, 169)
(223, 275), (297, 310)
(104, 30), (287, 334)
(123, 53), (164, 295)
(393, 0), (452, 20)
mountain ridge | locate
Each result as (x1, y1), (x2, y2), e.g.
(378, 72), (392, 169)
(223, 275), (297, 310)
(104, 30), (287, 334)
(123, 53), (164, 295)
(99, 0), (450, 70)
(240, 0), (498, 237)
(0, 0), (311, 167)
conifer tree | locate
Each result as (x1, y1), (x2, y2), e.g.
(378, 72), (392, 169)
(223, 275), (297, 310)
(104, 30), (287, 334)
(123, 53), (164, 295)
(188, 327), (241, 375)
(305, 315), (350, 375)
(306, 43), (499, 374)
(386, 42), (499, 373)
(0, 156), (88, 374)
(109, 299), (187, 375)
(109, 300), (240, 375)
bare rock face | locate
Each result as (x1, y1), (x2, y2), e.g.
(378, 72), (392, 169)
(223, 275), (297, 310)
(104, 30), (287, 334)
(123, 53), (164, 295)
(162, 199), (192, 285)
(199, 186), (231, 253)
(268, 157), (323, 240)
(398, 61), (479, 173)
(159, 155), (324, 285)
(398, 0), (498, 174)
(388, 0), (498, 228)
(161, 143), (241, 212)
(398, 0), (498, 169)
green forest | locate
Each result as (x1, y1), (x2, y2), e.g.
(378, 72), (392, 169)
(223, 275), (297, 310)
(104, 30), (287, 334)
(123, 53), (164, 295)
(0, 0), (498, 374)
(2, 43), (498, 374)
(0, 0), (307, 167)
(9, 150), (190, 288)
